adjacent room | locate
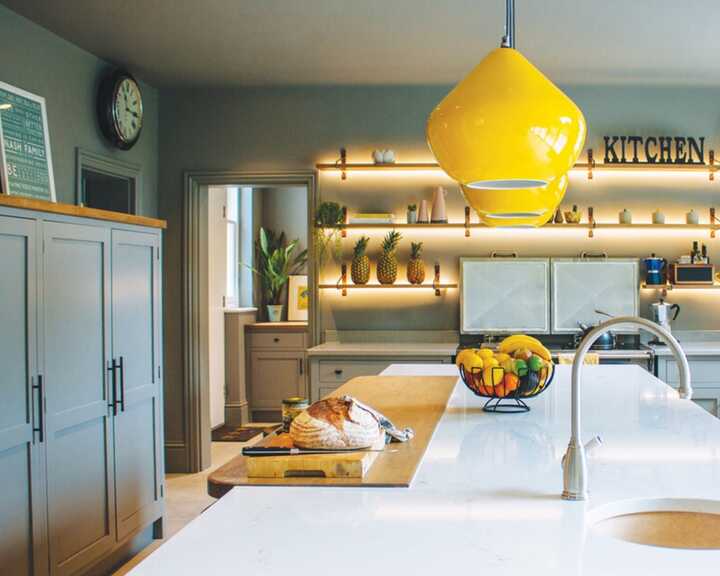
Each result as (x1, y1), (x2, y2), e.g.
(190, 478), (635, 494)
(1, 1), (720, 575)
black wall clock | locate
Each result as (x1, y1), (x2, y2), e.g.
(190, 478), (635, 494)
(97, 68), (144, 150)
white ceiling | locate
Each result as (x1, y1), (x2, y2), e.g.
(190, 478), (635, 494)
(3, 0), (720, 87)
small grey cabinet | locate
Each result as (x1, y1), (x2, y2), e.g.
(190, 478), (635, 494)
(245, 323), (308, 420)
(0, 204), (164, 576)
(0, 216), (48, 576)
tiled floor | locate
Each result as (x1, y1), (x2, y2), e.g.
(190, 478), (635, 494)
(112, 441), (253, 575)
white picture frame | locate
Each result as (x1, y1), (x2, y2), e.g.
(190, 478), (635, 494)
(0, 80), (56, 202)
(288, 275), (309, 322)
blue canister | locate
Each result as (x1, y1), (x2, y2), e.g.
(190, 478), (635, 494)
(644, 254), (667, 285)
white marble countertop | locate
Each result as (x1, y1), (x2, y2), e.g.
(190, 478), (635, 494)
(129, 365), (720, 575)
(306, 341), (458, 357)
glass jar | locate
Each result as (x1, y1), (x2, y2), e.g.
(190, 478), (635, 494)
(282, 397), (309, 432)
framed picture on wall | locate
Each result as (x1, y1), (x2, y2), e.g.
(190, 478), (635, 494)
(0, 81), (56, 202)
(288, 275), (309, 322)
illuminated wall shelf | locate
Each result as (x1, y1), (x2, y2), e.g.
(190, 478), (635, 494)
(325, 263), (454, 296)
(317, 147), (718, 180)
(641, 283), (720, 291)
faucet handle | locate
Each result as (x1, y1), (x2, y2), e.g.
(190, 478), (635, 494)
(561, 435), (603, 468)
(584, 435), (603, 453)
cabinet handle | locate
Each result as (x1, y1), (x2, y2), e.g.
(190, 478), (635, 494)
(108, 360), (118, 415)
(32, 375), (44, 443)
(273, 337), (280, 343)
(299, 359), (304, 375)
(119, 356), (126, 412)
(334, 369), (343, 375)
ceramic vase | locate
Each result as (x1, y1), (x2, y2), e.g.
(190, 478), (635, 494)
(418, 200), (430, 223)
(652, 209), (665, 224)
(686, 209), (699, 225)
(407, 210), (418, 224)
(267, 304), (284, 322)
(431, 187), (448, 223)
(619, 208), (632, 224)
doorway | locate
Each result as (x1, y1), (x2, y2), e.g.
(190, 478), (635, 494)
(180, 171), (316, 472)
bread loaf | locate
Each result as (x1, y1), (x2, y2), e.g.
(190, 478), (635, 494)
(289, 397), (382, 449)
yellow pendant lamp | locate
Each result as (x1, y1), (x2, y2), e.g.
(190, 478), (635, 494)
(426, 0), (586, 226)
(462, 173), (568, 228)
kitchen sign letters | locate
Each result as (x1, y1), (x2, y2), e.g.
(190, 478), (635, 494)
(603, 135), (706, 165)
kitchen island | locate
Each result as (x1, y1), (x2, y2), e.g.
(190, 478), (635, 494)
(128, 364), (720, 575)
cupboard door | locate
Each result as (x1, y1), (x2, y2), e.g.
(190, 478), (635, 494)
(0, 216), (48, 576)
(43, 222), (116, 576)
(111, 230), (163, 540)
(249, 351), (304, 411)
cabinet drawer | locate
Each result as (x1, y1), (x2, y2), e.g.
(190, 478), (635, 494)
(248, 331), (306, 350)
(662, 358), (720, 387)
(318, 359), (442, 384)
(318, 360), (394, 384)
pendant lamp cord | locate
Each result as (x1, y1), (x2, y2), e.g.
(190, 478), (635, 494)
(501, 0), (515, 48)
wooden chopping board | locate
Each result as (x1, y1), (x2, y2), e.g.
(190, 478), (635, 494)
(246, 433), (387, 479)
(208, 375), (457, 496)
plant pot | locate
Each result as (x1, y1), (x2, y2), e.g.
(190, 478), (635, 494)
(407, 210), (417, 224)
(267, 304), (284, 322)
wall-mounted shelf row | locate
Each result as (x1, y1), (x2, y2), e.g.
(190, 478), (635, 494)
(641, 283), (720, 291)
(323, 207), (720, 239)
(317, 147), (718, 181)
(321, 263), (456, 296)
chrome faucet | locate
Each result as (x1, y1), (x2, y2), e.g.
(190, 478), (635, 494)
(562, 316), (692, 501)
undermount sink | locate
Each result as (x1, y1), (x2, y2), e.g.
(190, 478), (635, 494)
(589, 499), (720, 550)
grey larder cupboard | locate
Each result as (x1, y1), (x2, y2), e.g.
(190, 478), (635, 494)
(0, 216), (48, 576)
(111, 230), (163, 541)
(0, 205), (164, 576)
(43, 221), (116, 575)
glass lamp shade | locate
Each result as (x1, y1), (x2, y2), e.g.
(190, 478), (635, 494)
(462, 173), (568, 228)
(427, 48), (586, 191)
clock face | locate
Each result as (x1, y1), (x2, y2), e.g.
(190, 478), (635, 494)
(98, 69), (144, 150)
(112, 77), (143, 145)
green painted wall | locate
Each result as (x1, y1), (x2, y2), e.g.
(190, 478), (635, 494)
(160, 84), (720, 467)
(0, 5), (159, 215)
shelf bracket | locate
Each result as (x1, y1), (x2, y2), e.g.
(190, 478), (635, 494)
(587, 148), (595, 180)
(710, 150), (716, 182)
(335, 147), (347, 181)
(711, 207), (717, 239)
(433, 263), (441, 296)
(587, 206), (595, 238)
(337, 264), (347, 296)
(464, 206), (471, 237)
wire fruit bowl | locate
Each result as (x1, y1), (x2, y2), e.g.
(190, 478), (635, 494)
(459, 361), (555, 413)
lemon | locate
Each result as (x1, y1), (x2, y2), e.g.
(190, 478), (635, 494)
(455, 349), (476, 368)
(477, 348), (495, 360)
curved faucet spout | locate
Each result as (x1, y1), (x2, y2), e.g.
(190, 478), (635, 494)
(562, 316), (692, 501)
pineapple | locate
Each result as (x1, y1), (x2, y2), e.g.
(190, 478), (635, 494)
(407, 242), (425, 284)
(351, 236), (370, 284)
(377, 231), (401, 284)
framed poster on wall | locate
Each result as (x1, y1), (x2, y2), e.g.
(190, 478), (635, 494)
(0, 80), (56, 202)
(288, 275), (309, 321)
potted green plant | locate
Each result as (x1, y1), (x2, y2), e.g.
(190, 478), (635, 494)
(407, 204), (418, 224)
(249, 228), (308, 322)
(313, 201), (345, 265)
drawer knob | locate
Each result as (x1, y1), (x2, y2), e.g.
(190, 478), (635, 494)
(334, 369), (343, 375)
(273, 337), (280, 343)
